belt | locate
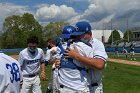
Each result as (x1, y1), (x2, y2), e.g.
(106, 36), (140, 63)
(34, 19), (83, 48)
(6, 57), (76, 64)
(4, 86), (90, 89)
(91, 83), (98, 87)
(23, 73), (39, 77)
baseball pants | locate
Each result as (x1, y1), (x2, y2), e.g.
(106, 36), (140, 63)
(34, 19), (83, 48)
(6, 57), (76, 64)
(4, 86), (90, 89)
(20, 75), (42, 93)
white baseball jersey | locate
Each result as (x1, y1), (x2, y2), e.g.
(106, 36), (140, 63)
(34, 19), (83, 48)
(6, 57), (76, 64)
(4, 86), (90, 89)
(45, 46), (61, 62)
(18, 48), (44, 76)
(0, 52), (22, 93)
(89, 38), (108, 84)
(45, 46), (61, 92)
(58, 42), (93, 91)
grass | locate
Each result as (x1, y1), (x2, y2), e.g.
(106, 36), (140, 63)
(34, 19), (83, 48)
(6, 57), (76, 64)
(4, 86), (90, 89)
(5, 52), (19, 55)
(7, 52), (140, 93)
(103, 62), (140, 93)
(108, 52), (140, 61)
(40, 65), (52, 93)
(29, 62), (140, 93)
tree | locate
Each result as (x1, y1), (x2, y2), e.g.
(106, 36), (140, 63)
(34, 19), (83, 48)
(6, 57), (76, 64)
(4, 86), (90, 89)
(123, 30), (133, 42)
(1, 13), (45, 48)
(43, 22), (69, 40)
(1, 15), (22, 48)
(0, 13), (70, 49)
(108, 29), (121, 44)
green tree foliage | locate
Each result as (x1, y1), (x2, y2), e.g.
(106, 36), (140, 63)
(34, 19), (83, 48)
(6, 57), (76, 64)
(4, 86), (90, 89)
(0, 13), (70, 49)
(108, 29), (121, 44)
(43, 22), (69, 40)
(1, 15), (22, 48)
(123, 30), (133, 42)
(1, 13), (45, 48)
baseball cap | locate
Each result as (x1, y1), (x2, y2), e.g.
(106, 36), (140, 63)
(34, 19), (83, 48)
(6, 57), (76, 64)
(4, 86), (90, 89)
(55, 37), (62, 44)
(71, 21), (91, 36)
(61, 25), (76, 39)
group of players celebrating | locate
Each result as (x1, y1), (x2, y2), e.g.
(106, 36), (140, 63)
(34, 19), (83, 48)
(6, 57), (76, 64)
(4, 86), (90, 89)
(0, 21), (108, 93)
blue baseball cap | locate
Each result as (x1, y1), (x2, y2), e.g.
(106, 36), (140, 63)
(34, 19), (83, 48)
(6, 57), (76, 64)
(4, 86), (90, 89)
(55, 37), (61, 43)
(71, 21), (91, 36)
(61, 25), (76, 39)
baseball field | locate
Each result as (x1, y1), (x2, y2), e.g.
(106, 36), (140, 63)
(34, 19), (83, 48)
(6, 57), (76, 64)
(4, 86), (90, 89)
(9, 54), (140, 93)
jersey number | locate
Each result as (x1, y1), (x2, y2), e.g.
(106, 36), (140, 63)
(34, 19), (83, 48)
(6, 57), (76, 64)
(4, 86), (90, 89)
(6, 63), (20, 83)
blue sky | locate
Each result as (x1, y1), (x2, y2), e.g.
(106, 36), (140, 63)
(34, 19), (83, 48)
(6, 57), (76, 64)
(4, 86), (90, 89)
(0, 0), (140, 32)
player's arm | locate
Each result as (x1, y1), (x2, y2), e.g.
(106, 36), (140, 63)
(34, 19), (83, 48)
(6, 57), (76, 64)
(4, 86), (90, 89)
(18, 52), (24, 67)
(40, 50), (47, 80)
(44, 49), (51, 66)
(45, 48), (57, 65)
(65, 46), (107, 70)
(40, 62), (46, 73)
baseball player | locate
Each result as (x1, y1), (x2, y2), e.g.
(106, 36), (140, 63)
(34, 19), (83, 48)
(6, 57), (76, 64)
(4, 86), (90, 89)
(122, 43), (128, 59)
(45, 39), (61, 93)
(114, 44), (119, 57)
(18, 36), (47, 93)
(0, 50), (22, 93)
(46, 27), (73, 93)
(64, 21), (108, 93)
(55, 25), (93, 93)
(130, 43), (136, 60)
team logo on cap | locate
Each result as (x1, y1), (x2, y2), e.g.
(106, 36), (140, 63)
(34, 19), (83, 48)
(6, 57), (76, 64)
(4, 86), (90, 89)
(67, 28), (72, 33)
(75, 26), (79, 31)
(86, 27), (89, 31)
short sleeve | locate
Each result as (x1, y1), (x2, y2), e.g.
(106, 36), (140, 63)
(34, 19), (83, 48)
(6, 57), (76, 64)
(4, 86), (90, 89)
(45, 50), (51, 61)
(40, 49), (45, 63)
(18, 52), (24, 66)
(92, 40), (108, 61)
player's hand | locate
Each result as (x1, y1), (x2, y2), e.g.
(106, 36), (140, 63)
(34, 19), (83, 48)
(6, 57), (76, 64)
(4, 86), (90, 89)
(40, 71), (48, 81)
(55, 59), (60, 68)
(64, 46), (79, 59)
(51, 50), (57, 54)
(50, 58), (57, 64)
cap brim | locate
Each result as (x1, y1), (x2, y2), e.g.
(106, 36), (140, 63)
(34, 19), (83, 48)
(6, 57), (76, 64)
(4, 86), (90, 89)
(71, 32), (85, 36)
(61, 34), (70, 38)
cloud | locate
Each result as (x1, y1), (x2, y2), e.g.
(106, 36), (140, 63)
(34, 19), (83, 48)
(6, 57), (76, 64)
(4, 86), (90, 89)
(35, 4), (77, 22)
(0, 3), (29, 30)
(84, 0), (140, 31)
(0, 0), (140, 32)
(60, 0), (140, 31)
(0, 3), (29, 18)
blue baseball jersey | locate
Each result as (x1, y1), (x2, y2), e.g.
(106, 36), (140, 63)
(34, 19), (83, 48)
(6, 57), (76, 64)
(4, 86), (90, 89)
(58, 42), (93, 91)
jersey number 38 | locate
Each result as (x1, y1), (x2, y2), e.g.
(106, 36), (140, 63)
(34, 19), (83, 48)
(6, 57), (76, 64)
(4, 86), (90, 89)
(6, 63), (20, 83)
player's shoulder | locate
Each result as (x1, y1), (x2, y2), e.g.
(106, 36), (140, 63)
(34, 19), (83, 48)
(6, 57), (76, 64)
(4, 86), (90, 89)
(73, 42), (91, 48)
(37, 48), (43, 51)
(71, 42), (93, 53)
(50, 46), (58, 51)
(37, 48), (44, 54)
(0, 53), (19, 64)
(20, 48), (27, 54)
(91, 38), (104, 46)
(92, 38), (102, 43)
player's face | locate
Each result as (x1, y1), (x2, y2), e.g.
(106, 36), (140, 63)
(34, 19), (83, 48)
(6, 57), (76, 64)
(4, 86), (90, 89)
(28, 43), (37, 52)
(80, 33), (91, 42)
(47, 42), (52, 49)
